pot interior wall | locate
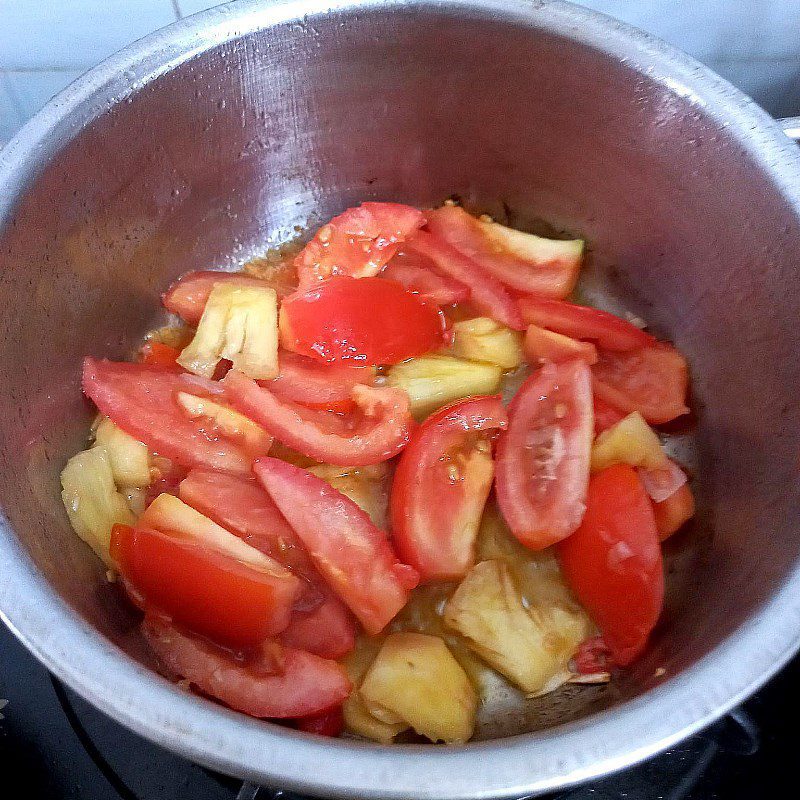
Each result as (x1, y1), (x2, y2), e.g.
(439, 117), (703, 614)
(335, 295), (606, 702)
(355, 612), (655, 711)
(2, 2), (800, 738)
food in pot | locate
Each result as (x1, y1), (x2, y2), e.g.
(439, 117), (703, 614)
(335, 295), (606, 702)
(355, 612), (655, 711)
(61, 200), (694, 742)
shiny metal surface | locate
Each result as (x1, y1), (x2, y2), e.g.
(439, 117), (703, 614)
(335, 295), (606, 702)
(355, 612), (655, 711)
(780, 116), (800, 142)
(1, 1), (800, 797)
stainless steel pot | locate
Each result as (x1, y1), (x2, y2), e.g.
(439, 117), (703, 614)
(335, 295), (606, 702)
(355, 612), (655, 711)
(2, 1), (800, 797)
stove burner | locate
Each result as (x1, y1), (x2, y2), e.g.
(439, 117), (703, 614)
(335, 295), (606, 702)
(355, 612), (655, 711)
(0, 622), (793, 799)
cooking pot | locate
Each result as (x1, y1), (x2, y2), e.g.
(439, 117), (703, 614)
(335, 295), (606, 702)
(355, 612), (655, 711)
(2, 0), (800, 796)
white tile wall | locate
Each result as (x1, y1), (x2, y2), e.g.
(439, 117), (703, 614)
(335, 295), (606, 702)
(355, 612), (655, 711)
(0, 0), (798, 145)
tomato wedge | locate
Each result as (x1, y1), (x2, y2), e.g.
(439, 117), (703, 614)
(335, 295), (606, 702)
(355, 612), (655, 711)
(653, 483), (695, 541)
(558, 464), (664, 665)
(407, 230), (524, 330)
(279, 597), (356, 660)
(295, 202), (425, 288)
(391, 396), (508, 581)
(294, 706), (345, 737)
(82, 359), (266, 475)
(280, 276), (445, 365)
(163, 270), (285, 326)
(519, 296), (657, 351)
(139, 341), (182, 370)
(255, 457), (419, 635)
(382, 251), (470, 306)
(263, 350), (376, 412)
(638, 458), (687, 503)
(495, 359), (593, 550)
(111, 524), (299, 647)
(593, 395), (626, 435)
(524, 324), (598, 365)
(426, 205), (581, 298)
(224, 370), (413, 466)
(591, 345), (689, 425)
(142, 616), (351, 718)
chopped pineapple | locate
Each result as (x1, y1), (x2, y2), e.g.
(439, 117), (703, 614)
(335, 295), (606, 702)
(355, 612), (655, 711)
(359, 632), (477, 743)
(93, 417), (151, 487)
(591, 411), (668, 473)
(444, 559), (593, 695)
(450, 317), (523, 370)
(175, 392), (272, 457)
(307, 463), (389, 528)
(60, 447), (136, 566)
(386, 354), (501, 420)
(177, 283), (279, 379)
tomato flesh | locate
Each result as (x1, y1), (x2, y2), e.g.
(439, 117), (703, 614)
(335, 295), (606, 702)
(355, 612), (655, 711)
(524, 324), (598, 365)
(519, 296), (657, 351)
(280, 276), (445, 365)
(224, 370), (413, 466)
(495, 359), (593, 550)
(255, 457), (419, 635)
(382, 251), (470, 306)
(139, 342), (182, 370)
(279, 597), (356, 660)
(295, 202), (425, 288)
(653, 483), (695, 541)
(558, 464), (664, 665)
(142, 616), (351, 718)
(294, 706), (345, 737)
(391, 396), (508, 581)
(591, 345), (689, 425)
(82, 358), (264, 475)
(111, 524), (299, 647)
(593, 395), (626, 435)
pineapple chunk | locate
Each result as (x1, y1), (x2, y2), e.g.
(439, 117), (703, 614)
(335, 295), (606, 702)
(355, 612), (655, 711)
(444, 559), (592, 695)
(139, 493), (286, 574)
(175, 392), (272, 457)
(478, 217), (584, 272)
(450, 317), (523, 370)
(93, 417), (151, 487)
(591, 411), (668, 473)
(307, 463), (389, 528)
(359, 632), (477, 743)
(386, 354), (501, 420)
(61, 447), (136, 566)
(177, 283), (279, 379)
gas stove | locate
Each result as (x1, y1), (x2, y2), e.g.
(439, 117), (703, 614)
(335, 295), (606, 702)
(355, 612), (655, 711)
(0, 620), (793, 800)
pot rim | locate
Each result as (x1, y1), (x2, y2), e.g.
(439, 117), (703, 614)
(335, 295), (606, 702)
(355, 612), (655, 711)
(2, 1), (800, 797)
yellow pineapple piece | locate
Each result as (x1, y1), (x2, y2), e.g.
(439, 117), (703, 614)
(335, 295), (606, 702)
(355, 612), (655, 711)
(450, 317), (523, 370)
(591, 411), (668, 473)
(93, 417), (151, 487)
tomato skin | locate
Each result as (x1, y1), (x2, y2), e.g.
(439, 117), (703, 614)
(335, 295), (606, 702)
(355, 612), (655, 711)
(279, 598), (356, 660)
(82, 359), (265, 475)
(524, 324), (598, 365)
(593, 395), (626, 435)
(407, 230), (524, 330)
(519, 296), (657, 351)
(591, 345), (689, 425)
(163, 271), (285, 326)
(295, 202), (425, 288)
(139, 342), (182, 370)
(426, 205), (579, 298)
(495, 360), (594, 550)
(382, 252), (470, 306)
(224, 370), (413, 466)
(653, 482), (695, 541)
(294, 705), (345, 737)
(558, 464), (664, 666)
(254, 457), (419, 635)
(391, 396), (508, 581)
(142, 616), (351, 719)
(111, 524), (300, 648)
(280, 277), (445, 366)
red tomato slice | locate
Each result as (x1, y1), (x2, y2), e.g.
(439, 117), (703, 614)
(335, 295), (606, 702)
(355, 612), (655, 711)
(263, 350), (375, 412)
(591, 345), (689, 425)
(142, 616), (351, 718)
(653, 482), (695, 541)
(558, 464), (664, 665)
(381, 251), (470, 306)
(224, 370), (413, 466)
(139, 342), (182, 370)
(391, 396), (508, 581)
(524, 324), (598, 365)
(426, 205), (580, 298)
(638, 458), (687, 503)
(111, 524), (299, 647)
(177, 468), (357, 658)
(162, 271), (286, 326)
(295, 202), (425, 288)
(407, 230), (524, 330)
(280, 276), (445, 365)
(519, 296), (657, 351)
(495, 359), (593, 550)
(294, 706), (344, 737)
(572, 635), (615, 674)
(254, 457), (419, 635)
(593, 395), (626, 435)
(82, 359), (266, 475)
